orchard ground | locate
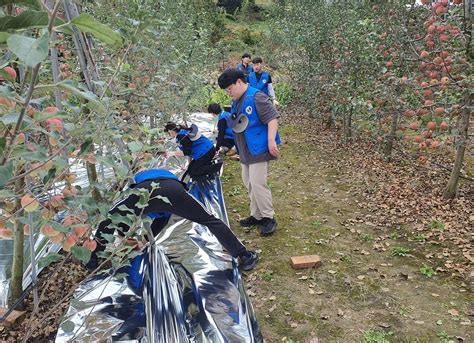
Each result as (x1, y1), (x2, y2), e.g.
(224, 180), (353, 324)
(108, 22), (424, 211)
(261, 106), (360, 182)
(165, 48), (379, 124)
(1, 115), (471, 343)
(222, 114), (472, 343)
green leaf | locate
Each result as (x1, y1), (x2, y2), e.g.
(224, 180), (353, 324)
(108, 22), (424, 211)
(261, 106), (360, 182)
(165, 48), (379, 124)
(0, 0), (42, 10)
(71, 246), (91, 263)
(0, 113), (32, 126)
(49, 221), (71, 234)
(42, 166), (56, 184)
(60, 320), (75, 334)
(70, 13), (122, 47)
(7, 32), (49, 67)
(0, 161), (13, 187)
(56, 81), (106, 114)
(70, 299), (89, 310)
(0, 137), (5, 155)
(0, 11), (61, 31)
(78, 138), (93, 156)
(0, 189), (15, 198)
(101, 233), (116, 243)
(38, 253), (64, 268)
(128, 141), (143, 153)
(0, 32), (10, 44)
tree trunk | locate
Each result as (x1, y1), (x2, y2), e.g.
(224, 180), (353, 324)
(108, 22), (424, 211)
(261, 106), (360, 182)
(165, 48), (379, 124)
(443, 93), (471, 199)
(86, 159), (103, 203)
(344, 105), (353, 142)
(7, 177), (25, 309)
(383, 112), (399, 161)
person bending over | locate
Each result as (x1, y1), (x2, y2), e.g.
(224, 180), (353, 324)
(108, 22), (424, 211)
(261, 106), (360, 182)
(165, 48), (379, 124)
(164, 122), (222, 180)
(87, 168), (259, 271)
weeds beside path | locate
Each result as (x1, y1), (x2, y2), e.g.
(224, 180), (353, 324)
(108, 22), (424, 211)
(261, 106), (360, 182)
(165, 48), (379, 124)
(222, 112), (472, 343)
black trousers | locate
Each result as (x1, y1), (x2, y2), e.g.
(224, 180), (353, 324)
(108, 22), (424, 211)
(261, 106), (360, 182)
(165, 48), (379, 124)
(216, 138), (235, 151)
(187, 148), (222, 178)
(95, 178), (246, 257)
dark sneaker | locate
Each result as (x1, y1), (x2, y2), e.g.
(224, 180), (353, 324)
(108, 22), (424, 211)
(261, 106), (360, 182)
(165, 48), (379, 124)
(239, 216), (263, 227)
(239, 250), (259, 271)
(260, 218), (277, 236)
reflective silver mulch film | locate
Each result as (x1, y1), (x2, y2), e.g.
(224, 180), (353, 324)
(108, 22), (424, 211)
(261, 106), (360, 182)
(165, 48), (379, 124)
(56, 114), (262, 342)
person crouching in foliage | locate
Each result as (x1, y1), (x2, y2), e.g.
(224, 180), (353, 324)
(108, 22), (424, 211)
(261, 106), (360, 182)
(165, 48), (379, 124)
(163, 122), (222, 180)
(86, 168), (259, 271)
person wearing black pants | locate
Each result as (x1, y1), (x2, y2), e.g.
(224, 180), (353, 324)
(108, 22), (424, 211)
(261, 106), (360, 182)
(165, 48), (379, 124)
(164, 122), (222, 180)
(88, 169), (258, 271)
(207, 103), (235, 153)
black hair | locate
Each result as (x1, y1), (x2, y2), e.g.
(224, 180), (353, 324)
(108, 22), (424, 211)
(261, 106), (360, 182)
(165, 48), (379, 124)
(207, 103), (222, 115)
(252, 57), (263, 64)
(218, 69), (247, 89)
(242, 52), (251, 59)
(164, 121), (189, 132)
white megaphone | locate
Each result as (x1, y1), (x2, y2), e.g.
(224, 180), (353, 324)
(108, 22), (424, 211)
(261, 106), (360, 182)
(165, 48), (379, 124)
(187, 123), (202, 141)
(226, 112), (249, 133)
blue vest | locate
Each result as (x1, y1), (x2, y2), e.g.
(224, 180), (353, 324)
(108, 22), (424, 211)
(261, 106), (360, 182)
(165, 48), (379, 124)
(231, 86), (281, 156)
(177, 129), (214, 160)
(133, 169), (178, 219)
(237, 63), (253, 75)
(248, 72), (270, 95)
(218, 111), (234, 140)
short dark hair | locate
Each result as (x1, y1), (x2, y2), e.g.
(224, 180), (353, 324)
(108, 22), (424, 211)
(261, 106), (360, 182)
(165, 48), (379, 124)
(218, 69), (246, 89)
(252, 57), (263, 64)
(207, 103), (222, 115)
(242, 52), (251, 59)
(164, 121), (181, 132)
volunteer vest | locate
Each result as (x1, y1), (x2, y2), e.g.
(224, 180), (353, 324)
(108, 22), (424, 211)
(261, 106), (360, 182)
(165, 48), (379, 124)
(218, 111), (235, 140)
(248, 71), (270, 95)
(237, 63), (254, 75)
(177, 129), (214, 160)
(133, 169), (178, 219)
(231, 86), (281, 156)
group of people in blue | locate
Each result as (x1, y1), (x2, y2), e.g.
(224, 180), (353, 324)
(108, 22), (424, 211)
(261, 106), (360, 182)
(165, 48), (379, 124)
(236, 52), (278, 106)
(87, 54), (280, 274)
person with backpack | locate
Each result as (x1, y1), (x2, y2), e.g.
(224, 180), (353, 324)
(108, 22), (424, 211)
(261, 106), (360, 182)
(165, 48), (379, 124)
(87, 168), (259, 271)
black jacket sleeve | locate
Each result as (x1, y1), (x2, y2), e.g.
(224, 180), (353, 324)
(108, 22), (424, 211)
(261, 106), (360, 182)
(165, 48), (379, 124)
(176, 133), (192, 156)
(215, 118), (227, 151)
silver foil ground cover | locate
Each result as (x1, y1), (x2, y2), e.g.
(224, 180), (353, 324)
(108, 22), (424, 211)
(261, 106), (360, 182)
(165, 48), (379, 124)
(56, 113), (262, 342)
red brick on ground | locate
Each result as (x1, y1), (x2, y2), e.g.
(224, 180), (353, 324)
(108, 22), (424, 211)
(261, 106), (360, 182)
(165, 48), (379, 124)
(291, 255), (322, 269)
(0, 307), (26, 327)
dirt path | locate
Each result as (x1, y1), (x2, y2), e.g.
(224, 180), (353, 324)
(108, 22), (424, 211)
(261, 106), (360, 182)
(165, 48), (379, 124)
(222, 124), (472, 343)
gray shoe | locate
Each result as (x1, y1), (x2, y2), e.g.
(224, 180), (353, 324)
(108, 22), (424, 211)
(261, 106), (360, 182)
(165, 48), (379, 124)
(260, 218), (277, 236)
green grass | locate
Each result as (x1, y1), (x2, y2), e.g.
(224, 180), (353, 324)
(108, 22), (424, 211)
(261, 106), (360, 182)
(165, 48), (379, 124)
(360, 233), (373, 242)
(391, 246), (411, 257)
(419, 264), (435, 278)
(437, 331), (455, 342)
(363, 329), (393, 343)
(426, 219), (445, 232)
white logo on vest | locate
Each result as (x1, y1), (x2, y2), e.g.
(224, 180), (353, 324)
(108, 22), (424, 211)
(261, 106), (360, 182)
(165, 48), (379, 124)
(262, 79), (267, 84)
(245, 106), (252, 114)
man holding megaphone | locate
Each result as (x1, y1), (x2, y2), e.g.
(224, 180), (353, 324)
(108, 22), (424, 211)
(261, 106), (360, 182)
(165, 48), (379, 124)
(218, 69), (280, 236)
